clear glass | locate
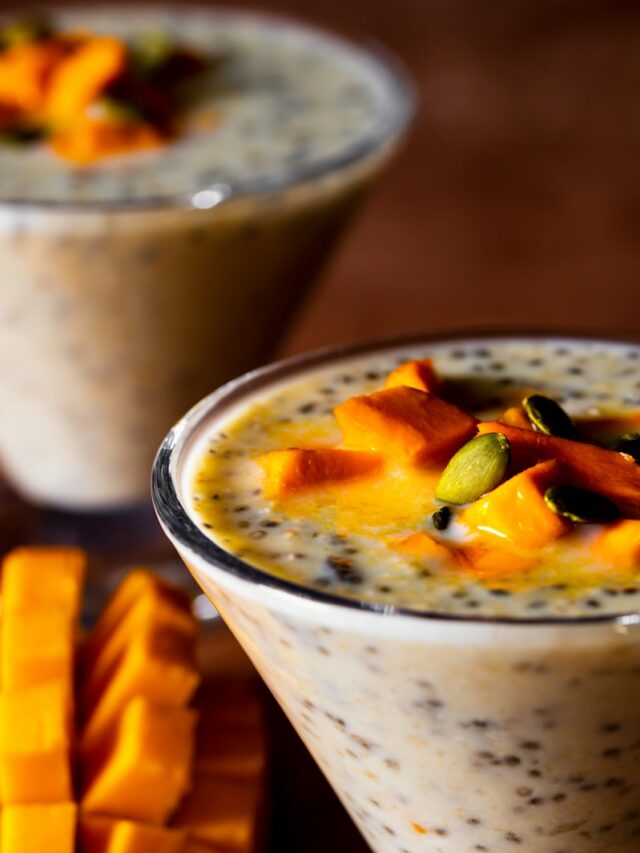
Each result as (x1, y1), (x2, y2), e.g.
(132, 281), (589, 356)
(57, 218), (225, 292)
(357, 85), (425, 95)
(0, 8), (414, 510)
(153, 331), (640, 853)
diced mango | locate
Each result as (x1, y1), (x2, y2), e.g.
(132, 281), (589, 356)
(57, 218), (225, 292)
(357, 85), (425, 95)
(80, 816), (186, 853)
(195, 724), (266, 778)
(591, 519), (640, 568)
(2, 803), (77, 853)
(2, 546), (86, 616)
(462, 460), (569, 552)
(394, 532), (459, 564)
(51, 118), (164, 165)
(478, 421), (640, 517)
(2, 607), (74, 690)
(82, 697), (197, 824)
(461, 547), (536, 578)
(0, 41), (68, 112)
(384, 358), (439, 394)
(82, 623), (199, 754)
(82, 586), (196, 714)
(0, 681), (73, 803)
(173, 773), (262, 852)
(258, 448), (382, 498)
(499, 407), (532, 430)
(334, 387), (477, 465)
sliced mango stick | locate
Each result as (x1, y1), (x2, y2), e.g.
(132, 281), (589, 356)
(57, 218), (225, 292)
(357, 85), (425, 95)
(2, 546), (86, 617)
(80, 816), (186, 853)
(2, 607), (74, 690)
(2, 803), (76, 853)
(0, 681), (73, 803)
(173, 773), (262, 852)
(478, 421), (640, 517)
(82, 697), (197, 824)
(82, 625), (199, 753)
(462, 460), (569, 552)
(258, 447), (382, 498)
(384, 358), (439, 393)
(334, 387), (477, 465)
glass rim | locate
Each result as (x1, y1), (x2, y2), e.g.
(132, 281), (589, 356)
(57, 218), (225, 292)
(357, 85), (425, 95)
(151, 327), (640, 629)
(0, 3), (416, 213)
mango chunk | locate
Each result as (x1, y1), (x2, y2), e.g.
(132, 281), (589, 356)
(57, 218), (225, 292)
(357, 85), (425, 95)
(2, 607), (74, 690)
(85, 571), (190, 664)
(82, 624), (199, 753)
(0, 41), (68, 112)
(462, 547), (536, 578)
(478, 421), (640, 517)
(591, 519), (640, 568)
(173, 773), (262, 852)
(499, 407), (532, 430)
(80, 816), (185, 853)
(462, 460), (569, 552)
(334, 387), (477, 465)
(2, 546), (86, 616)
(0, 681), (73, 803)
(2, 803), (77, 853)
(83, 587), (196, 714)
(258, 448), (382, 498)
(195, 724), (266, 778)
(394, 532), (459, 564)
(82, 697), (197, 824)
(384, 358), (439, 393)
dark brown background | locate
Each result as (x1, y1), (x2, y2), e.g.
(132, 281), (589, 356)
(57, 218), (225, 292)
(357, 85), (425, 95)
(2, 1), (639, 850)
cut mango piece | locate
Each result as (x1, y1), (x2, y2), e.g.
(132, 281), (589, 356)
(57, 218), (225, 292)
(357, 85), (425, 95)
(80, 816), (185, 853)
(258, 448), (382, 498)
(499, 407), (532, 430)
(82, 624), (199, 754)
(334, 387), (477, 465)
(2, 607), (74, 690)
(591, 519), (640, 567)
(83, 586), (196, 714)
(0, 41), (68, 112)
(173, 773), (262, 852)
(574, 411), (640, 445)
(2, 546), (86, 616)
(46, 37), (127, 125)
(478, 421), (640, 517)
(197, 679), (264, 730)
(0, 681), (72, 803)
(394, 532), (459, 564)
(462, 460), (569, 552)
(51, 118), (164, 165)
(384, 358), (439, 393)
(195, 724), (266, 778)
(2, 803), (77, 853)
(85, 571), (190, 659)
(462, 547), (536, 578)
(82, 697), (197, 824)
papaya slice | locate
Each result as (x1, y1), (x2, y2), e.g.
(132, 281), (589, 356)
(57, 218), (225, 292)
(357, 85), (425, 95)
(82, 697), (197, 824)
(2, 803), (77, 853)
(498, 406), (532, 430)
(2, 546), (86, 617)
(591, 519), (640, 567)
(0, 681), (73, 804)
(80, 816), (186, 853)
(384, 358), (439, 393)
(173, 773), (262, 852)
(334, 387), (477, 465)
(258, 447), (382, 498)
(82, 625), (199, 754)
(478, 421), (640, 517)
(2, 607), (74, 690)
(462, 460), (569, 552)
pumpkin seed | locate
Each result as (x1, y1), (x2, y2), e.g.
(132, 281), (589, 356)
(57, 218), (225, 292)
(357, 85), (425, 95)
(523, 394), (574, 438)
(435, 433), (510, 505)
(610, 432), (640, 464)
(544, 485), (620, 524)
(432, 506), (452, 531)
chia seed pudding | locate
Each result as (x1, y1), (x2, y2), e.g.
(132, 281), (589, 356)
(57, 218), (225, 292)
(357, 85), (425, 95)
(0, 6), (412, 509)
(154, 334), (640, 853)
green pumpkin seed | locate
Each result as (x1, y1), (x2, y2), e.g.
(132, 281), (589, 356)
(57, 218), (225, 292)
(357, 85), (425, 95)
(610, 432), (640, 464)
(523, 394), (574, 438)
(431, 506), (452, 531)
(544, 485), (620, 524)
(435, 433), (510, 505)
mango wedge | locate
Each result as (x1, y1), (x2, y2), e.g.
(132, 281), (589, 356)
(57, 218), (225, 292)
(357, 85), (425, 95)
(0, 681), (73, 803)
(335, 387), (477, 465)
(384, 358), (439, 393)
(2, 803), (77, 853)
(591, 519), (640, 567)
(258, 447), (382, 498)
(2, 607), (74, 690)
(82, 697), (197, 824)
(80, 816), (186, 853)
(2, 547), (86, 616)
